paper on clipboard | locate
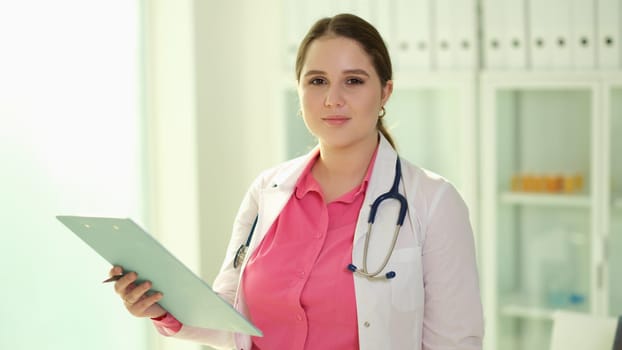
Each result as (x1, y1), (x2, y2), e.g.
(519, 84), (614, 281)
(56, 215), (262, 337)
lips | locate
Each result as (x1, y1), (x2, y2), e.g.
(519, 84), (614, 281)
(322, 115), (350, 126)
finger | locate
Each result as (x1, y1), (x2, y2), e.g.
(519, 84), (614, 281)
(109, 266), (124, 277)
(124, 280), (152, 305)
(114, 271), (137, 295)
(103, 266), (125, 283)
(130, 292), (164, 316)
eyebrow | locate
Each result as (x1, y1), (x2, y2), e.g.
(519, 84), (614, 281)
(303, 69), (371, 77)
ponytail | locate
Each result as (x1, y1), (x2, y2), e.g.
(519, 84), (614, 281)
(377, 119), (396, 149)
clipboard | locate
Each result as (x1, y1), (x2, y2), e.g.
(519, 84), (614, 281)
(56, 215), (262, 337)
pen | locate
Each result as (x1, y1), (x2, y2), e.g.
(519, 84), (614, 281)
(102, 274), (124, 283)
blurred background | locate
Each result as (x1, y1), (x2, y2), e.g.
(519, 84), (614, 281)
(1, 1), (620, 350)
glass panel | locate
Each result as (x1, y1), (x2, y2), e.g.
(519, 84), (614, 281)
(609, 86), (622, 317)
(495, 88), (593, 350)
(388, 87), (473, 203)
(388, 88), (462, 182)
(497, 90), (592, 195)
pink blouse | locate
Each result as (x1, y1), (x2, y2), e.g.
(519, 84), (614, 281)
(242, 150), (376, 350)
(153, 149), (377, 349)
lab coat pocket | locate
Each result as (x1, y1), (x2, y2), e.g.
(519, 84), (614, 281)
(389, 247), (423, 312)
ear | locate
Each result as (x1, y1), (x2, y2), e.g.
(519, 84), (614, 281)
(381, 80), (393, 106)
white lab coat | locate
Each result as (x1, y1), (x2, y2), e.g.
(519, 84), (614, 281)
(169, 134), (484, 349)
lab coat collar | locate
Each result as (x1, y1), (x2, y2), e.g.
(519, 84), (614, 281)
(255, 133), (398, 250)
(352, 134), (399, 244)
(266, 133), (396, 193)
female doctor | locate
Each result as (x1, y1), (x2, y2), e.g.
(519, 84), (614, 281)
(110, 13), (484, 350)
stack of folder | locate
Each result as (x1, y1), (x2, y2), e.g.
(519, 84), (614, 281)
(281, 0), (621, 72)
(281, 0), (479, 72)
(481, 0), (621, 70)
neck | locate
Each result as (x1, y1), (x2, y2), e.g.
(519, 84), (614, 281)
(311, 135), (379, 202)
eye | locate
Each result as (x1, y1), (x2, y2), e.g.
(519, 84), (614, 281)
(346, 77), (365, 85)
(309, 77), (327, 85)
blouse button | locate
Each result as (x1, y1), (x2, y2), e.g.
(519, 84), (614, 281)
(364, 321), (370, 327)
(297, 314), (303, 321)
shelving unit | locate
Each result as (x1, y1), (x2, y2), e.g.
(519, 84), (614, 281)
(481, 72), (602, 350)
(605, 77), (622, 319)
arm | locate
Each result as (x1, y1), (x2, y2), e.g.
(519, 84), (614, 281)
(421, 184), (484, 350)
(106, 174), (263, 349)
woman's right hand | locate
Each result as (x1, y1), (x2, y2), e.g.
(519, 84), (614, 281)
(109, 266), (168, 319)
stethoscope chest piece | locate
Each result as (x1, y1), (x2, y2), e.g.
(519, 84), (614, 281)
(233, 215), (258, 269)
(233, 244), (247, 269)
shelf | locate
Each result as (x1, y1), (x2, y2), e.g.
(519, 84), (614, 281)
(501, 304), (555, 320)
(501, 300), (588, 320)
(499, 192), (591, 208)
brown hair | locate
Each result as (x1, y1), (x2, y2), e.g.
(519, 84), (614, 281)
(295, 13), (396, 148)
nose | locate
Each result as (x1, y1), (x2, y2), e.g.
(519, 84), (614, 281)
(324, 85), (345, 108)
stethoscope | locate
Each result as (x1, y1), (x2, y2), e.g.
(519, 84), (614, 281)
(234, 157), (408, 281)
(347, 157), (407, 280)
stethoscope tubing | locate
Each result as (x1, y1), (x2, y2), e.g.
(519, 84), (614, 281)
(348, 157), (407, 280)
(234, 157), (407, 281)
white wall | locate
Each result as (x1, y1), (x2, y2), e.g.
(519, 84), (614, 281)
(0, 1), (153, 349)
(145, 2), (282, 349)
(194, 0), (283, 284)
(0, 1), (288, 349)
(142, 1), (201, 349)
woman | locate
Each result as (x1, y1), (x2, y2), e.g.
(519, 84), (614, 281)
(111, 13), (484, 350)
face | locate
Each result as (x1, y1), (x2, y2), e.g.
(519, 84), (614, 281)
(297, 36), (392, 150)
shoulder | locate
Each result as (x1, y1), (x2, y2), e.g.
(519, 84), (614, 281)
(399, 158), (467, 217)
(400, 158), (452, 196)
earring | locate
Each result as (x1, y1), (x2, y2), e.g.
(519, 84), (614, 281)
(378, 107), (386, 118)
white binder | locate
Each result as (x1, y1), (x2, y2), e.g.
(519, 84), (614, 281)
(394, 0), (432, 70)
(481, 0), (506, 69)
(550, 0), (573, 69)
(528, 0), (555, 69)
(282, 0), (306, 71)
(433, 0), (455, 69)
(330, 0), (356, 16)
(570, 0), (596, 69)
(374, 2), (395, 60)
(452, 0), (478, 70)
(503, 0), (528, 69)
(351, 0), (374, 24)
(482, 0), (527, 70)
(304, 0), (334, 27)
(596, 0), (621, 69)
